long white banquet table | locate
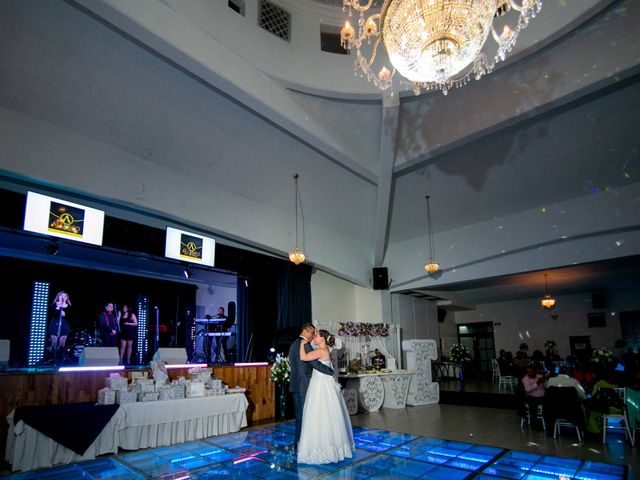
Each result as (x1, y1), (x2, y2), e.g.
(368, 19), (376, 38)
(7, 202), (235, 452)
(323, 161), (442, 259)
(6, 394), (249, 472)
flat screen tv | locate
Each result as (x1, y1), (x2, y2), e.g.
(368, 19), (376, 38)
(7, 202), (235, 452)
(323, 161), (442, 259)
(164, 226), (215, 267)
(23, 191), (105, 246)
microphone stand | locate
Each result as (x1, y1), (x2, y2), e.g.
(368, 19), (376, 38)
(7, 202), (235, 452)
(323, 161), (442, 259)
(55, 306), (63, 365)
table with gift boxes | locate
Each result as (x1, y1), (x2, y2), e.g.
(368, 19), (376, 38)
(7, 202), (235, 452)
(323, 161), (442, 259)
(6, 367), (249, 472)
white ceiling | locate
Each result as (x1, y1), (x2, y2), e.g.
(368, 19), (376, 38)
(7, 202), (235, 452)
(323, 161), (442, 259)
(0, 0), (638, 306)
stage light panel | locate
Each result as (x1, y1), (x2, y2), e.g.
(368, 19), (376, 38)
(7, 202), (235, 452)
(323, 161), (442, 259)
(28, 281), (49, 366)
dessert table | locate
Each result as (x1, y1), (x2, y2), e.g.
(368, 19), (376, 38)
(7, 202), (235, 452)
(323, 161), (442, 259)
(340, 371), (416, 411)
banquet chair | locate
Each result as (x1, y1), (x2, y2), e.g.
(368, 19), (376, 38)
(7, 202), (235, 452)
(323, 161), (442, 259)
(491, 359), (500, 383)
(521, 402), (546, 430)
(544, 387), (584, 442)
(602, 387), (627, 444)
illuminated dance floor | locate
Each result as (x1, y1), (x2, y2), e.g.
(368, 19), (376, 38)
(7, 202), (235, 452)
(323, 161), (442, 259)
(3, 423), (627, 479)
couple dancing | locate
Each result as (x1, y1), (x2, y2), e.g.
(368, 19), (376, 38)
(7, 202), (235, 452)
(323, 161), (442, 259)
(288, 323), (354, 464)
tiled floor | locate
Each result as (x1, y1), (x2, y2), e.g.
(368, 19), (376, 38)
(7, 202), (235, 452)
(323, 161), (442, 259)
(2, 403), (636, 479)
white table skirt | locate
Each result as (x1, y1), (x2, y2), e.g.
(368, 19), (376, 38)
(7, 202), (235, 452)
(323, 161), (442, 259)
(118, 394), (248, 450)
(5, 408), (125, 472)
(5, 394), (249, 472)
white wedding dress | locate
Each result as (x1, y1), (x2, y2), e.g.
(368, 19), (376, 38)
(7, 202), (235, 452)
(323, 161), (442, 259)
(297, 359), (355, 464)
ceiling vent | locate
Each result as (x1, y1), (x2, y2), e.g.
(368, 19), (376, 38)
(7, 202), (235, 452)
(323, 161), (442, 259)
(258, 0), (291, 42)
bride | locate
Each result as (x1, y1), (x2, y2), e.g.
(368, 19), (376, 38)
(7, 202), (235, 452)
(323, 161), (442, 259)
(297, 329), (355, 464)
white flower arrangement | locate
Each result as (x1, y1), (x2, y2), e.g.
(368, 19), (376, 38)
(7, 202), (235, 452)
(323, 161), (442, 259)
(270, 354), (291, 384)
(448, 343), (472, 364)
(591, 347), (614, 364)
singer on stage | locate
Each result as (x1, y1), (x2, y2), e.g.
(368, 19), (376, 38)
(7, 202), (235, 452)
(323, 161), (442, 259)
(99, 303), (118, 347)
(48, 291), (71, 365)
(118, 304), (138, 365)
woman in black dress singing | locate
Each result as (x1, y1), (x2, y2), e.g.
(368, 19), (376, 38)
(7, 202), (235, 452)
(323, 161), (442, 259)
(48, 291), (71, 365)
(118, 304), (138, 365)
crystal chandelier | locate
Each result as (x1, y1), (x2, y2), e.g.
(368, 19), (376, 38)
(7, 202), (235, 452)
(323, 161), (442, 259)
(424, 195), (440, 274)
(288, 173), (306, 265)
(341, 0), (543, 95)
(540, 273), (556, 309)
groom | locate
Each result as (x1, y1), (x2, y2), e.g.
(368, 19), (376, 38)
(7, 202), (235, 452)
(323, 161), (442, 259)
(288, 322), (334, 449)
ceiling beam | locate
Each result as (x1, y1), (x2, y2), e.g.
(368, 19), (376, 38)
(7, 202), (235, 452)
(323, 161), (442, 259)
(373, 95), (400, 266)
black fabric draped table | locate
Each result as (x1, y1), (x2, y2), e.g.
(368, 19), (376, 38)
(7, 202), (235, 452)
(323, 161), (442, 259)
(13, 403), (120, 455)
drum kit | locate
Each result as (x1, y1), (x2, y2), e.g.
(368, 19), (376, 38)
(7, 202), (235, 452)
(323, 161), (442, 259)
(64, 329), (100, 364)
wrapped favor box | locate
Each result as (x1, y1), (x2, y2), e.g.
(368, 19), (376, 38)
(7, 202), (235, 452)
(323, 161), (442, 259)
(128, 371), (148, 381)
(139, 391), (160, 402)
(185, 381), (205, 397)
(105, 376), (128, 391)
(158, 386), (175, 401)
(191, 372), (211, 383)
(97, 388), (116, 405)
(170, 384), (186, 399)
(116, 390), (138, 404)
(135, 379), (156, 393)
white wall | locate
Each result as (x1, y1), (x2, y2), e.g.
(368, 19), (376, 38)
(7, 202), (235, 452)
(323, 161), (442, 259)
(450, 289), (640, 358)
(392, 294), (440, 353)
(194, 283), (237, 320)
(311, 270), (355, 326)
(311, 269), (385, 327)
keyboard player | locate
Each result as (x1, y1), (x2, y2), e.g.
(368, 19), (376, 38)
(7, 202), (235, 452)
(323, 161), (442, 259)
(215, 307), (233, 363)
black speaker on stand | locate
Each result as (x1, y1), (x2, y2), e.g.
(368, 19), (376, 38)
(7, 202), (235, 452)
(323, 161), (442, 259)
(372, 267), (389, 290)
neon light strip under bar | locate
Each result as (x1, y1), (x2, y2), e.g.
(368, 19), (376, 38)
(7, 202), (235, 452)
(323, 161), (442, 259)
(234, 362), (269, 366)
(59, 366), (126, 372)
(165, 363), (208, 369)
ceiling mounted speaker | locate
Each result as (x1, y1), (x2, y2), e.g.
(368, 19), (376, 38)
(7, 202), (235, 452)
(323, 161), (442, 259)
(372, 267), (388, 290)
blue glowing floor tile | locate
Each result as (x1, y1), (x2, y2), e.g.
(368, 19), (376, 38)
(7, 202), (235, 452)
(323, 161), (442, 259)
(499, 451), (543, 464)
(354, 429), (416, 452)
(444, 457), (486, 471)
(578, 461), (625, 475)
(346, 453), (440, 479)
(423, 465), (473, 480)
(2, 465), (87, 480)
(538, 455), (582, 470)
(482, 464), (528, 479)
(76, 458), (146, 479)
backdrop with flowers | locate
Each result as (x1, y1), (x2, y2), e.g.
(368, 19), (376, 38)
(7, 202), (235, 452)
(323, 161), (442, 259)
(316, 321), (399, 370)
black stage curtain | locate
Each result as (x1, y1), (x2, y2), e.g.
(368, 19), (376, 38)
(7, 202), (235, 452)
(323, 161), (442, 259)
(276, 262), (312, 331)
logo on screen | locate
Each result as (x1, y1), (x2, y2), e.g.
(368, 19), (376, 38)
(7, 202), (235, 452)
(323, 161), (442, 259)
(48, 201), (85, 238)
(180, 233), (203, 260)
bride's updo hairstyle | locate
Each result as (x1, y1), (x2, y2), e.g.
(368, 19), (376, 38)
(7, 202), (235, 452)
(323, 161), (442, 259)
(318, 329), (336, 348)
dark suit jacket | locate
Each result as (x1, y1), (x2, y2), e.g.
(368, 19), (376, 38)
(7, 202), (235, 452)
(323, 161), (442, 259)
(288, 337), (334, 395)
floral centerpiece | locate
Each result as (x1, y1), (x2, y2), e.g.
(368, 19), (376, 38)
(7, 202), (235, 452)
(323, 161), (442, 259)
(448, 343), (471, 364)
(591, 347), (614, 365)
(270, 354), (290, 421)
(270, 354), (290, 384)
(338, 322), (390, 337)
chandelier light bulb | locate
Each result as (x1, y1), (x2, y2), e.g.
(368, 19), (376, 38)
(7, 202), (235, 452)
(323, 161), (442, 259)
(540, 273), (556, 309)
(425, 261), (440, 274)
(289, 248), (306, 265)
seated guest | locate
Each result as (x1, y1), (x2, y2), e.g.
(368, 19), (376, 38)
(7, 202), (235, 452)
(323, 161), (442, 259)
(548, 367), (587, 399)
(497, 350), (514, 376)
(371, 349), (386, 370)
(522, 366), (546, 409)
(530, 349), (545, 370)
(518, 343), (529, 358)
(513, 351), (530, 378)
(585, 370), (623, 434)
